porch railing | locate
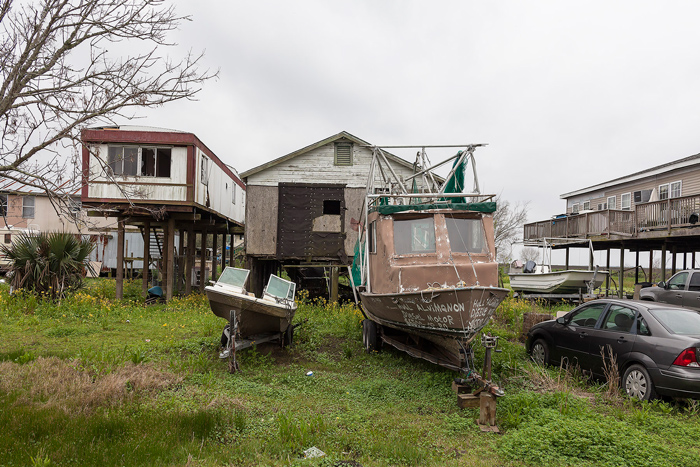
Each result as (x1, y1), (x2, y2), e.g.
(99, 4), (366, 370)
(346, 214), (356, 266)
(523, 194), (700, 241)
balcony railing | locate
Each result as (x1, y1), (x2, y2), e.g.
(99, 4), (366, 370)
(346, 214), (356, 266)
(523, 194), (700, 241)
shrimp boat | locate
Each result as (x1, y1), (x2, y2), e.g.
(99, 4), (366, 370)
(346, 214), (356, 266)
(205, 267), (297, 358)
(352, 144), (509, 395)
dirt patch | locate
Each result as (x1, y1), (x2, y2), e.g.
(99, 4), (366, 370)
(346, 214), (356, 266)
(0, 357), (182, 413)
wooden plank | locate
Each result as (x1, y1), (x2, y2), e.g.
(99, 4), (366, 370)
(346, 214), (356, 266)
(479, 393), (497, 426)
(457, 394), (480, 409)
(452, 381), (470, 394)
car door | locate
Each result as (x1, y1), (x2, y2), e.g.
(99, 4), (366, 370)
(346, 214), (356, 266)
(655, 271), (689, 306)
(682, 271), (700, 311)
(585, 304), (637, 377)
(553, 302), (608, 370)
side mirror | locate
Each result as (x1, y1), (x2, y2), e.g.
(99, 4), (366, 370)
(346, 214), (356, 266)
(556, 317), (566, 325)
(658, 281), (666, 289)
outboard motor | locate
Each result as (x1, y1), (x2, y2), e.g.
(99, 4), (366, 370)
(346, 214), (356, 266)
(523, 260), (537, 274)
(690, 213), (699, 224)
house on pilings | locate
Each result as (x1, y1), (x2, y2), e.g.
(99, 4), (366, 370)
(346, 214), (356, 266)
(81, 125), (245, 300)
(524, 151), (700, 295)
(240, 131), (435, 299)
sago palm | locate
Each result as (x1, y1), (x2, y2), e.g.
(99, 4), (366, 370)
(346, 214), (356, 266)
(0, 232), (95, 299)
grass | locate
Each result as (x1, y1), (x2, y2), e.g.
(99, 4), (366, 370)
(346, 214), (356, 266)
(0, 279), (699, 466)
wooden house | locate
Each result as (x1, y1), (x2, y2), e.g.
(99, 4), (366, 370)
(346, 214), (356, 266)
(81, 125), (245, 300)
(524, 151), (700, 294)
(241, 131), (432, 298)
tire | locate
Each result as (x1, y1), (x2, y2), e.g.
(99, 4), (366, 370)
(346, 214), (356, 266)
(623, 364), (656, 401)
(362, 319), (381, 353)
(282, 324), (294, 348)
(530, 339), (549, 366)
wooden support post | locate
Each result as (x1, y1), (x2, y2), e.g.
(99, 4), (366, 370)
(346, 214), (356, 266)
(565, 247), (570, 270)
(142, 221), (150, 297)
(635, 251), (639, 284)
(684, 252), (688, 270)
(605, 248), (610, 297)
(212, 232), (219, 282)
(661, 244), (667, 281)
(330, 266), (339, 303)
(479, 393), (497, 429)
(589, 247), (594, 271)
(229, 234), (235, 267)
(672, 245), (677, 275)
(199, 229), (208, 293)
(185, 227), (194, 295)
(116, 218), (125, 300)
(618, 247), (625, 299)
(649, 249), (654, 284)
(166, 217), (175, 301)
(694, 251), (697, 269)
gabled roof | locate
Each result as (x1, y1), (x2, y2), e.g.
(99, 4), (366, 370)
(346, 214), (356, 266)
(240, 131), (420, 180)
(561, 152), (700, 199)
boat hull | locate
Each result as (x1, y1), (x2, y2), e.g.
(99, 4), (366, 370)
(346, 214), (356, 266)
(359, 286), (509, 343)
(508, 270), (609, 294)
(205, 286), (296, 337)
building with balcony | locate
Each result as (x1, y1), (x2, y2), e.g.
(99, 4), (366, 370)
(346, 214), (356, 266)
(524, 151), (700, 293)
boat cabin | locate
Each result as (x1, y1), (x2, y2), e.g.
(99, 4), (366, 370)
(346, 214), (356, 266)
(366, 206), (498, 294)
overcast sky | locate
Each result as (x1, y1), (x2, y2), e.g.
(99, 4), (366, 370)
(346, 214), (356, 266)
(136, 0), (700, 235)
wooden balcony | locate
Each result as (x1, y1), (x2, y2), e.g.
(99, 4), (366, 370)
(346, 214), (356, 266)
(524, 194), (700, 242)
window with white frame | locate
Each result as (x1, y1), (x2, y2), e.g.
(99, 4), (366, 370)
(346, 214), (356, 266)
(0, 194), (7, 217)
(583, 201), (591, 211)
(621, 193), (631, 210)
(232, 185), (236, 204)
(670, 181), (682, 198)
(107, 146), (171, 177)
(22, 196), (35, 218)
(571, 203), (580, 214)
(607, 195), (616, 210)
(659, 183), (669, 200)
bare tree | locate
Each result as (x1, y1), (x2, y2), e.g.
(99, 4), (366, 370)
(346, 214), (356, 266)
(0, 0), (214, 212)
(494, 196), (529, 263)
(520, 246), (540, 263)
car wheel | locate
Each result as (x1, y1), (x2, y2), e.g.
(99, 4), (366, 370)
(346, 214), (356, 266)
(362, 319), (381, 353)
(623, 364), (656, 401)
(531, 339), (549, 366)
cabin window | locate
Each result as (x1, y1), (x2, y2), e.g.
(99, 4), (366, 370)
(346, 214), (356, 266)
(323, 200), (341, 215)
(607, 195), (616, 209)
(583, 201), (590, 211)
(107, 146), (171, 177)
(0, 194), (6, 217)
(659, 184), (669, 200)
(394, 218), (436, 255)
(621, 193), (631, 210)
(671, 181), (682, 198)
(368, 221), (376, 254)
(3, 234), (9, 244)
(334, 142), (353, 166)
(597, 203), (606, 210)
(201, 156), (209, 185)
(22, 196), (35, 218)
(445, 217), (488, 254)
(232, 185), (236, 204)
(571, 203), (579, 214)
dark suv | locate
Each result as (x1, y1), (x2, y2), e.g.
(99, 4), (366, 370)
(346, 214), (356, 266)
(639, 270), (700, 310)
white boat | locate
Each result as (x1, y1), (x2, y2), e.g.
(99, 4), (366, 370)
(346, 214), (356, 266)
(205, 267), (297, 338)
(508, 238), (608, 294)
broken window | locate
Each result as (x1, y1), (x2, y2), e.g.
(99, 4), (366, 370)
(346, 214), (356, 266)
(323, 200), (341, 215)
(201, 155), (209, 185)
(445, 217), (488, 254)
(107, 146), (171, 177)
(394, 217), (436, 255)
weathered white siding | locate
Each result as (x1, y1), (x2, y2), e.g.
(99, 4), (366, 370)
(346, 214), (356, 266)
(195, 148), (245, 223)
(246, 144), (420, 189)
(86, 144), (189, 201)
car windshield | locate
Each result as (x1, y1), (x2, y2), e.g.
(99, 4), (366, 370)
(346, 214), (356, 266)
(649, 308), (700, 335)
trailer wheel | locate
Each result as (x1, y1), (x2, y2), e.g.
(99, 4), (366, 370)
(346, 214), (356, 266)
(282, 324), (294, 348)
(362, 319), (381, 353)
